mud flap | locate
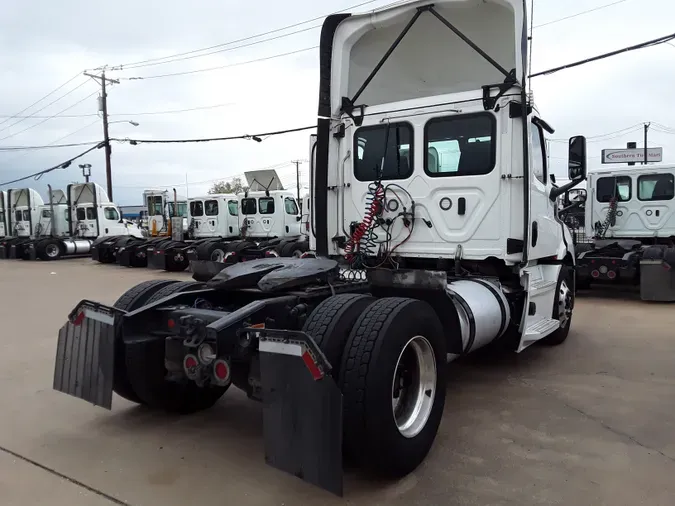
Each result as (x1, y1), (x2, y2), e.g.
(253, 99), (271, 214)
(255, 329), (343, 497)
(53, 301), (122, 409)
(0, 245), (6, 259)
(146, 247), (167, 270)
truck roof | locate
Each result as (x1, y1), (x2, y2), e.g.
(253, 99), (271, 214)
(189, 193), (237, 201)
(588, 163), (675, 176)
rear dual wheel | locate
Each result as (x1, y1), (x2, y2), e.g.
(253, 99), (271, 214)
(302, 295), (446, 478)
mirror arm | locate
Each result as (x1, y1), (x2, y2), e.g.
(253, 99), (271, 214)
(549, 177), (584, 201)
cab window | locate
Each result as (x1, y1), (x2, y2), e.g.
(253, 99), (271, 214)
(205, 200), (219, 216)
(597, 176), (631, 202)
(146, 196), (163, 216)
(530, 123), (547, 183)
(86, 208), (96, 220)
(228, 200), (239, 216)
(23, 210), (30, 221)
(424, 113), (496, 177)
(104, 207), (119, 220)
(638, 174), (674, 201)
(354, 122), (413, 182)
(189, 201), (204, 217)
(42, 210), (51, 218)
(15, 210), (21, 221)
(241, 198), (256, 215)
(259, 197), (275, 215)
(284, 197), (299, 215)
(76, 208), (86, 221)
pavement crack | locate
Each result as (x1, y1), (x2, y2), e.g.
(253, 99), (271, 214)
(520, 379), (675, 464)
(0, 444), (132, 506)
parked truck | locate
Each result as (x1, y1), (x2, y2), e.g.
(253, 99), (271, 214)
(17, 183), (144, 261)
(0, 187), (45, 258)
(93, 188), (188, 266)
(574, 164), (675, 300)
(0, 191), (7, 239)
(147, 170), (308, 271)
(53, 0), (585, 496)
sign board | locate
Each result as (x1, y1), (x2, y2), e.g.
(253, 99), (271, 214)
(601, 147), (663, 164)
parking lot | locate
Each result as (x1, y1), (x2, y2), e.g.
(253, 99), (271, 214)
(1, 258), (674, 505)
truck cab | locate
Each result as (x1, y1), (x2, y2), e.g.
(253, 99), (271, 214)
(188, 193), (239, 239)
(7, 188), (44, 238)
(35, 190), (69, 238)
(144, 189), (188, 237)
(0, 191), (7, 238)
(67, 183), (142, 239)
(239, 169), (302, 241)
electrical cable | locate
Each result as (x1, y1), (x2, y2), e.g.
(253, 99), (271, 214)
(533, 0), (629, 29)
(0, 140), (100, 152)
(122, 46), (318, 80)
(0, 90), (99, 142)
(529, 32), (675, 77)
(106, 0), (384, 70)
(0, 73), (82, 128)
(0, 142), (104, 187)
(0, 80), (91, 135)
(112, 124), (315, 144)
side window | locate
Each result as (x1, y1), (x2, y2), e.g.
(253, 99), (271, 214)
(530, 123), (547, 183)
(104, 207), (119, 220)
(424, 113), (495, 177)
(42, 210), (51, 218)
(241, 198), (256, 215)
(284, 197), (299, 215)
(228, 200), (239, 216)
(638, 174), (674, 201)
(205, 199), (219, 216)
(65, 209), (70, 221)
(259, 197), (275, 215)
(86, 207), (96, 220)
(189, 201), (204, 217)
(597, 176), (631, 202)
(15, 210), (21, 221)
(76, 208), (86, 221)
(354, 122), (413, 182)
(23, 210), (30, 221)
(146, 196), (163, 216)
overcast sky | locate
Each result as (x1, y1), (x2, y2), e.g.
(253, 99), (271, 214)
(0, 0), (674, 205)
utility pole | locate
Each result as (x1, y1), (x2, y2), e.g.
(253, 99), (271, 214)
(643, 122), (650, 165)
(627, 141), (636, 166)
(291, 160), (302, 203)
(83, 70), (119, 200)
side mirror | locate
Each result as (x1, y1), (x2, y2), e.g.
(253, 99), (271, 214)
(568, 135), (587, 181)
(550, 174), (556, 184)
(296, 216), (301, 222)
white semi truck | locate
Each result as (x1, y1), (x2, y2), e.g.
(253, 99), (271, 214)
(574, 164), (675, 300)
(53, 0), (585, 497)
(12, 183), (144, 261)
(0, 188), (46, 258)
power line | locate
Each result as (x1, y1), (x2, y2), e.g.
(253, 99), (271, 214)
(549, 123), (645, 142)
(0, 102), (235, 119)
(123, 46), (318, 80)
(0, 79), (91, 135)
(0, 73), (82, 128)
(529, 32), (675, 77)
(533, 0), (629, 29)
(112, 124), (314, 145)
(0, 140), (99, 152)
(107, 0), (384, 70)
(0, 90), (99, 142)
(0, 142), (104, 187)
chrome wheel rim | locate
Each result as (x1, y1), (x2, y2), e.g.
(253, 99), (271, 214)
(558, 279), (573, 328)
(391, 335), (437, 439)
(46, 244), (59, 258)
(292, 249), (303, 258)
(211, 248), (225, 262)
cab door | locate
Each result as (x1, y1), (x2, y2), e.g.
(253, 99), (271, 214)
(283, 196), (302, 237)
(527, 120), (561, 261)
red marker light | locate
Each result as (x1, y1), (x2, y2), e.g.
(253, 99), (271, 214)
(301, 350), (323, 381)
(72, 312), (85, 326)
(167, 318), (175, 329)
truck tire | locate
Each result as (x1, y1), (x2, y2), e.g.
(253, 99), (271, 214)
(541, 265), (574, 346)
(37, 239), (62, 261)
(232, 240), (255, 253)
(201, 242), (229, 262)
(126, 339), (228, 414)
(302, 294), (375, 377)
(339, 297), (446, 477)
(280, 240), (308, 258)
(164, 242), (189, 272)
(145, 281), (204, 305)
(112, 279), (180, 404)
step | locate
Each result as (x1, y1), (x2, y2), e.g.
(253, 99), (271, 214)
(530, 279), (556, 293)
(525, 318), (560, 339)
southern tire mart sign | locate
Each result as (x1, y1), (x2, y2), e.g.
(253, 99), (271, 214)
(601, 147), (663, 164)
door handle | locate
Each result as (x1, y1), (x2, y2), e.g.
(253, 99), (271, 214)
(656, 209), (660, 217)
(457, 197), (466, 216)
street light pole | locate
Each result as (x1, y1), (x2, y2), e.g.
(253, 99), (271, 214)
(79, 163), (92, 183)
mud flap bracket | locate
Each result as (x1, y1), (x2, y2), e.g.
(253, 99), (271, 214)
(253, 328), (343, 497)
